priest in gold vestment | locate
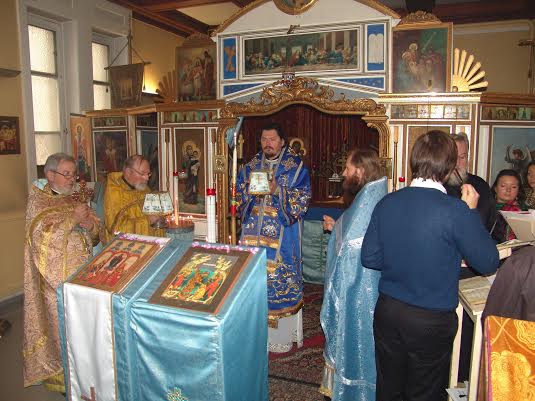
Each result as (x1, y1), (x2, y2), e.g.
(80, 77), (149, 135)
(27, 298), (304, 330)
(103, 155), (165, 242)
(23, 153), (100, 392)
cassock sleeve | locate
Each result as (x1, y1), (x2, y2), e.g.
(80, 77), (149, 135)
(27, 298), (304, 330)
(103, 183), (122, 240)
(361, 210), (384, 270)
(453, 207), (499, 274)
(272, 162), (311, 227)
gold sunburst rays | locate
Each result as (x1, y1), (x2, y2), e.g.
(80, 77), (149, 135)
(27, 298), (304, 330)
(452, 48), (489, 92)
(157, 70), (178, 103)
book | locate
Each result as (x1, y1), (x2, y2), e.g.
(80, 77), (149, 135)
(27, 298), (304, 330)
(459, 276), (493, 306)
(500, 210), (535, 242)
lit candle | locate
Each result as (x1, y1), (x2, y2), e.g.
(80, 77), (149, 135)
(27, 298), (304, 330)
(232, 132), (238, 188)
(393, 127), (399, 144)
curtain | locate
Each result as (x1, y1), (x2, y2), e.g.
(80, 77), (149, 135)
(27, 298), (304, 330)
(240, 103), (379, 203)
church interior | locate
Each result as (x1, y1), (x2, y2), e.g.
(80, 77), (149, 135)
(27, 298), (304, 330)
(1, 0), (535, 400)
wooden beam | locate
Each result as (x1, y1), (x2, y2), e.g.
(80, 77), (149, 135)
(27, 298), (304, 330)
(396, 0), (535, 24)
(230, 0), (254, 6)
(132, 11), (192, 37)
(109, 0), (208, 35)
(434, 0), (535, 24)
(160, 10), (210, 32)
(145, 0), (231, 12)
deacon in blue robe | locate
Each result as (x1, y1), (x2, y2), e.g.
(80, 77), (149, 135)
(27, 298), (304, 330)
(320, 173), (387, 401)
(236, 123), (311, 351)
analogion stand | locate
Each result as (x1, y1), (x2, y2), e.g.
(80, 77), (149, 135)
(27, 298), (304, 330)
(448, 276), (493, 401)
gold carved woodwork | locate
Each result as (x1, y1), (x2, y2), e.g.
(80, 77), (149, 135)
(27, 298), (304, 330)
(180, 32), (214, 48)
(213, 155), (227, 173)
(398, 11), (442, 26)
(214, 77), (391, 243)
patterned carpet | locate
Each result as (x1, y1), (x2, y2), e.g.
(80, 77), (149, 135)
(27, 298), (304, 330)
(269, 283), (326, 401)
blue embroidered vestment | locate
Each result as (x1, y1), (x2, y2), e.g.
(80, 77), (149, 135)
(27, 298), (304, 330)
(320, 177), (387, 401)
(236, 146), (311, 317)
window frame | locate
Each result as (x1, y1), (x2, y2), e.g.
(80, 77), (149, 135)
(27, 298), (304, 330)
(25, 14), (67, 173)
(92, 32), (113, 110)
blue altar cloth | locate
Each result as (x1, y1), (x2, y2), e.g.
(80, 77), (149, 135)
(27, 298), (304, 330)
(114, 243), (268, 401)
(59, 239), (268, 401)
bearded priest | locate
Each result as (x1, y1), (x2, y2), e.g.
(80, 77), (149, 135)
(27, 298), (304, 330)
(23, 153), (100, 393)
(103, 155), (165, 242)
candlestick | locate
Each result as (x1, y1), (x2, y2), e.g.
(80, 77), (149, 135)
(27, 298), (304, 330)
(173, 171), (179, 223)
(206, 188), (217, 243)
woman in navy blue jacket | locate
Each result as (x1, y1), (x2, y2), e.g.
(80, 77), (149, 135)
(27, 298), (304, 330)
(361, 130), (499, 401)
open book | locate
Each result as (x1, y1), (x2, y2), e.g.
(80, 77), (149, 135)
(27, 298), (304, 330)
(499, 210), (535, 244)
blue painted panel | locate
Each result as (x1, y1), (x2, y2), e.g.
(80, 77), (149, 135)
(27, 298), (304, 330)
(223, 83), (264, 96)
(367, 24), (385, 71)
(335, 77), (385, 90)
(222, 38), (237, 80)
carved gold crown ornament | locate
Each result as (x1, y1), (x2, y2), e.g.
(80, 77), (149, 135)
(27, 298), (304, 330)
(452, 48), (488, 92)
(219, 77), (387, 119)
(397, 11), (441, 26)
(157, 70), (178, 103)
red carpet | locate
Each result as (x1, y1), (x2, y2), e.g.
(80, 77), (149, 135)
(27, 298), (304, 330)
(269, 283), (325, 400)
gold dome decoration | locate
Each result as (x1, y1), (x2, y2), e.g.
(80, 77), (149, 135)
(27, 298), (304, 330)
(452, 48), (489, 92)
(157, 70), (178, 103)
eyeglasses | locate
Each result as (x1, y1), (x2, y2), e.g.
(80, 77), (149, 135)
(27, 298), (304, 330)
(130, 167), (152, 177)
(53, 171), (78, 180)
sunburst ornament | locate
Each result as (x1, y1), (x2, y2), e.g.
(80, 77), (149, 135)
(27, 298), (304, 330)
(452, 48), (489, 92)
(157, 70), (178, 103)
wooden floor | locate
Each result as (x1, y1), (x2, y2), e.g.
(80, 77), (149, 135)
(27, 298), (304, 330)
(0, 297), (64, 401)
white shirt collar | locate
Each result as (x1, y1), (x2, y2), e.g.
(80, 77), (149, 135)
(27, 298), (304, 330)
(410, 177), (447, 194)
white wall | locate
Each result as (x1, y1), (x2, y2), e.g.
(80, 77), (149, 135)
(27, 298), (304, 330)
(220, 0), (394, 34)
(18, 0), (131, 183)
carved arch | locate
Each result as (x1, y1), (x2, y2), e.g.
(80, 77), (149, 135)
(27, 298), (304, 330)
(213, 77), (391, 243)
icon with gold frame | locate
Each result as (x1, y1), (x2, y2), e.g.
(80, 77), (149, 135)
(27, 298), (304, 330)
(248, 170), (272, 195)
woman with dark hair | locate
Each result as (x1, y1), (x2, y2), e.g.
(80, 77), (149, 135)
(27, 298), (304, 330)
(361, 130), (499, 401)
(490, 169), (528, 243)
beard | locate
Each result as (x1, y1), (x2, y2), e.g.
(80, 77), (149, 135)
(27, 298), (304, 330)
(134, 182), (148, 191)
(262, 146), (281, 159)
(446, 167), (468, 186)
(51, 184), (74, 195)
(343, 174), (362, 196)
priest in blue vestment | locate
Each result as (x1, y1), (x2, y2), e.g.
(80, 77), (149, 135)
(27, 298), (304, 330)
(320, 149), (387, 401)
(236, 122), (311, 353)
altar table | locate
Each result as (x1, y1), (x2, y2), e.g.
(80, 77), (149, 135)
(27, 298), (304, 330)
(59, 236), (267, 401)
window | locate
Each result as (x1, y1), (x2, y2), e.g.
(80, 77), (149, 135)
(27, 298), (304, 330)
(28, 23), (63, 167)
(92, 41), (111, 110)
